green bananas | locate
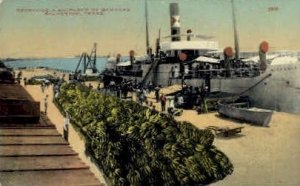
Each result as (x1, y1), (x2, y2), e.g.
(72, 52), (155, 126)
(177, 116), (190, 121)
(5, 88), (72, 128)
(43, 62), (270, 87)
(55, 82), (233, 185)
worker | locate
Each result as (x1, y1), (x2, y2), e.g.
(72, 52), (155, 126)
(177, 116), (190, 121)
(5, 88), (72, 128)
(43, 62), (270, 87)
(63, 113), (69, 142)
(44, 94), (48, 115)
(154, 85), (160, 102)
(176, 93), (184, 108)
(160, 93), (167, 112)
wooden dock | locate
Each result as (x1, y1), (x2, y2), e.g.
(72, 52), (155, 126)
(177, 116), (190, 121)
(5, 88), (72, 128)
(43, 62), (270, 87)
(0, 114), (103, 186)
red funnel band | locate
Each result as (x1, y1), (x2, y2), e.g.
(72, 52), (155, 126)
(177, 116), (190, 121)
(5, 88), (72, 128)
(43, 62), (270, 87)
(129, 50), (135, 56)
(179, 52), (187, 61)
(260, 41), (269, 53)
(224, 47), (233, 57)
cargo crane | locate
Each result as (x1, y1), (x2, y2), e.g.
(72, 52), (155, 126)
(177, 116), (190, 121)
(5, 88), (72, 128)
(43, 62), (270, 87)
(71, 43), (99, 81)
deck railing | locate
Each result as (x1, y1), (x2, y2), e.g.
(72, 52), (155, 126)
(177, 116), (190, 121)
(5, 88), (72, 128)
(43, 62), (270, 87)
(171, 67), (261, 79)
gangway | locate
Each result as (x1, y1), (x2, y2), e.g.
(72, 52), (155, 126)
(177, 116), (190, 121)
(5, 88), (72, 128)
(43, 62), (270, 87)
(141, 58), (159, 85)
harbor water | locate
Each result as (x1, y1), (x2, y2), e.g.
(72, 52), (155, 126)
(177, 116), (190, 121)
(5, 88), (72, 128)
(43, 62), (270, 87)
(4, 57), (108, 72)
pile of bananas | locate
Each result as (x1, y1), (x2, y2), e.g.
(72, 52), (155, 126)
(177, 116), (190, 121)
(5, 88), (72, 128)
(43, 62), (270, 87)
(56, 82), (233, 186)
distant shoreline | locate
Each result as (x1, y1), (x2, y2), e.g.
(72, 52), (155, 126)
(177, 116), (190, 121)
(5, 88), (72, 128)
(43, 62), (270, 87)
(1, 51), (299, 62)
(1, 56), (108, 62)
(11, 66), (74, 73)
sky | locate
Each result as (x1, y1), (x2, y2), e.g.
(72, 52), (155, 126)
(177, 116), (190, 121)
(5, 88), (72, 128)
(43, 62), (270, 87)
(0, 0), (299, 58)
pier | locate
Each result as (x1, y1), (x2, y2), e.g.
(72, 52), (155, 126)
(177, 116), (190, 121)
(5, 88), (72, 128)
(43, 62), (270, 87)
(0, 114), (103, 186)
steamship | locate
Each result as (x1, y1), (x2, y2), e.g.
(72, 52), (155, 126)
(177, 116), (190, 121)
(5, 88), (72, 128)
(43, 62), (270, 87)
(102, 1), (300, 114)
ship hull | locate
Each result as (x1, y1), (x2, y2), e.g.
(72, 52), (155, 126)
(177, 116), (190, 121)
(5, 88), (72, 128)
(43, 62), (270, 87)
(105, 59), (300, 114)
(153, 62), (300, 114)
(216, 62), (300, 113)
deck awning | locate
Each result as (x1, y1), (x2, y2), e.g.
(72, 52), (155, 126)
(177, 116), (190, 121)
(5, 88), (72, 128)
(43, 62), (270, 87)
(116, 61), (132, 67)
(243, 54), (280, 63)
(194, 56), (220, 64)
(160, 41), (218, 51)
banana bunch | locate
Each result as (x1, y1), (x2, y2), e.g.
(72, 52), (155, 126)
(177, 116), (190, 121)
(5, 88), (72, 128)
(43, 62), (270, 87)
(55, 82), (234, 185)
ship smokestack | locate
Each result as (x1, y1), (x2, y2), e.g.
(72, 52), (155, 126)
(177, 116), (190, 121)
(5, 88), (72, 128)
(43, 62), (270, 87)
(129, 50), (135, 66)
(170, 3), (180, 41)
(156, 29), (161, 57)
(156, 38), (160, 57)
(259, 41), (269, 71)
(116, 54), (121, 64)
(187, 29), (192, 41)
(223, 46), (234, 77)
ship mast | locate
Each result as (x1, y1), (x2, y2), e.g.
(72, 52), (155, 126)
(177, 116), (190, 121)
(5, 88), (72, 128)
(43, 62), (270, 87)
(231, 0), (240, 60)
(145, 0), (150, 56)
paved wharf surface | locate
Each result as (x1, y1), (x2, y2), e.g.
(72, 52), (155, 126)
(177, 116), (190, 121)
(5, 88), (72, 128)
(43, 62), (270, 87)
(0, 114), (103, 186)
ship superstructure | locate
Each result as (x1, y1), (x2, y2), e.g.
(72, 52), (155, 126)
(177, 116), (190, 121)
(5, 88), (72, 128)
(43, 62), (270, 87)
(102, 2), (300, 114)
